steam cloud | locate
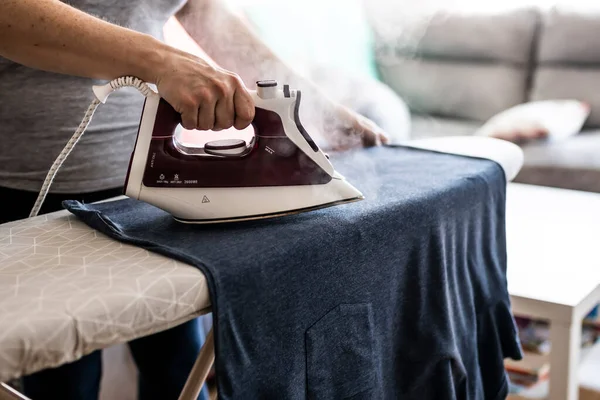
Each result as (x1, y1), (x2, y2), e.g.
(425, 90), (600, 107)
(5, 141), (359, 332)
(172, 0), (525, 150)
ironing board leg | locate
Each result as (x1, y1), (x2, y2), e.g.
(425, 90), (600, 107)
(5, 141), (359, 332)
(0, 330), (216, 400)
(0, 383), (31, 400)
(178, 327), (215, 400)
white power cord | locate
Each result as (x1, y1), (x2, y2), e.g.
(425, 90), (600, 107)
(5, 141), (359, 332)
(28, 76), (155, 218)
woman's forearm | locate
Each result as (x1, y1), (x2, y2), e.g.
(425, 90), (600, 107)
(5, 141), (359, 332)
(175, 0), (333, 109)
(178, 0), (389, 147)
(0, 0), (170, 83)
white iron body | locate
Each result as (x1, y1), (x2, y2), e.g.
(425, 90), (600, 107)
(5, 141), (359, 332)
(123, 81), (363, 223)
(29, 76), (524, 222)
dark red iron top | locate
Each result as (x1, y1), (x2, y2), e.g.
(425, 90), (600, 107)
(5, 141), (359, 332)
(132, 98), (331, 189)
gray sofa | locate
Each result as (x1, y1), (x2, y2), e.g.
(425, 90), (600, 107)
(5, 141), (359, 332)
(371, 4), (600, 193)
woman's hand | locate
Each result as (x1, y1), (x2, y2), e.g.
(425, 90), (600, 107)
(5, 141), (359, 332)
(0, 0), (254, 134)
(320, 103), (390, 150)
(154, 49), (255, 132)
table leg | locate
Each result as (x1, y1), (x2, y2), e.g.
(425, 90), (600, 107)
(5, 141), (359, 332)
(549, 321), (582, 400)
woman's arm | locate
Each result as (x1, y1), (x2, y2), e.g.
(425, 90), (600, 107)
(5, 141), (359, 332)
(0, 0), (165, 82)
(175, 0), (320, 98)
(175, 0), (388, 148)
(0, 0), (254, 131)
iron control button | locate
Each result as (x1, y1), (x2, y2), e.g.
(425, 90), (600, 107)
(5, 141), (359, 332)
(256, 80), (277, 87)
(257, 80), (278, 99)
(204, 139), (247, 156)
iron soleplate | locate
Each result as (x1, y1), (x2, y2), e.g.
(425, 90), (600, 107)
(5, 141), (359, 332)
(172, 195), (364, 224)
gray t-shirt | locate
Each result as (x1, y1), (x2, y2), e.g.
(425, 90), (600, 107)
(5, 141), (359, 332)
(0, 0), (186, 193)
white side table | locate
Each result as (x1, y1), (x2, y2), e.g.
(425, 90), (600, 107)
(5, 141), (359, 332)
(506, 183), (600, 400)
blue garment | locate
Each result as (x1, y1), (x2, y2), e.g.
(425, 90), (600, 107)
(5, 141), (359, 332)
(64, 145), (523, 399)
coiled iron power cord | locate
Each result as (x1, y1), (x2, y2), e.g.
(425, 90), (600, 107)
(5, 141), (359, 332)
(28, 76), (154, 218)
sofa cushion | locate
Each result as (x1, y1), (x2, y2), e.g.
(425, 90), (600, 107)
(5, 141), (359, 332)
(530, 68), (600, 127)
(374, 6), (539, 122)
(391, 7), (539, 65)
(379, 58), (529, 122)
(536, 5), (600, 64)
(408, 115), (600, 193)
(515, 131), (600, 193)
(531, 5), (600, 127)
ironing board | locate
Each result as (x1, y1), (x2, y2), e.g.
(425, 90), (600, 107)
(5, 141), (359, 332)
(0, 137), (523, 400)
(0, 209), (210, 384)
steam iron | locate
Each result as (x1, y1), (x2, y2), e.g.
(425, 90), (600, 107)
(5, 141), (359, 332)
(123, 80), (364, 223)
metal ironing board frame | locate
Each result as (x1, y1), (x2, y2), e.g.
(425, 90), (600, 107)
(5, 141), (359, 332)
(0, 331), (216, 400)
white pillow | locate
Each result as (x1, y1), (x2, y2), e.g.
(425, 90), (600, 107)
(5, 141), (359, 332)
(475, 100), (590, 141)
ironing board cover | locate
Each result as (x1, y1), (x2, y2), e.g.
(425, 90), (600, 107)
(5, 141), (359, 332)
(64, 145), (523, 400)
(0, 211), (210, 383)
